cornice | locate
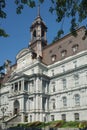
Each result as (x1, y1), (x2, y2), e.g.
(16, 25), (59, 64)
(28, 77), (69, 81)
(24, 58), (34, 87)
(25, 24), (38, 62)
(48, 50), (87, 69)
(50, 64), (87, 80)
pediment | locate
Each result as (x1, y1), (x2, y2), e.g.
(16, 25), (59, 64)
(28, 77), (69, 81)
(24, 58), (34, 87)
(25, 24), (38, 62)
(16, 48), (29, 60)
(8, 73), (21, 82)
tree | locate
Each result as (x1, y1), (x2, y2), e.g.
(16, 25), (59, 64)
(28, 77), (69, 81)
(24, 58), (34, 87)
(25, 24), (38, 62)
(0, 0), (87, 39)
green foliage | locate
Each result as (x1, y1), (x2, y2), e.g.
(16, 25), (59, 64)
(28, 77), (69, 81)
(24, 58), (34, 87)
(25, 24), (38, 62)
(62, 121), (79, 128)
(49, 0), (87, 39)
(0, 0), (87, 38)
(17, 123), (28, 128)
(27, 121), (42, 127)
(79, 121), (87, 128)
(16, 120), (86, 128)
(54, 120), (64, 128)
(0, 28), (9, 37)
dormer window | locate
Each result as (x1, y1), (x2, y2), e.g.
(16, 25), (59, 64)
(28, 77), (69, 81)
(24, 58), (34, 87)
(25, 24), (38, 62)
(72, 44), (79, 53)
(61, 50), (67, 57)
(51, 55), (56, 62)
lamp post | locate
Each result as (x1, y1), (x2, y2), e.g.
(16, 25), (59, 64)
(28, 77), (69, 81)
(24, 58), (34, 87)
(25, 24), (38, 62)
(1, 107), (7, 122)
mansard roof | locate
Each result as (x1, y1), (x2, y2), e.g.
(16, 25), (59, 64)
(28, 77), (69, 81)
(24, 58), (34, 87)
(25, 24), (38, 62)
(1, 26), (87, 85)
(42, 26), (87, 65)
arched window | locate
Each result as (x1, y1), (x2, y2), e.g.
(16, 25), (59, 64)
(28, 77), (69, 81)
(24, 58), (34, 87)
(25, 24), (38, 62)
(74, 94), (80, 106)
(14, 100), (20, 115)
(61, 50), (67, 57)
(33, 30), (36, 37)
(32, 30), (36, 41)
(51, 55), (56, 62)
(72, 44), (79, 53)
(62, 96), (67, 107)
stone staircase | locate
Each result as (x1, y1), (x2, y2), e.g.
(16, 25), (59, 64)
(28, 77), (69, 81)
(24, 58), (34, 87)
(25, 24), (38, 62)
(4, 114), (21, 128)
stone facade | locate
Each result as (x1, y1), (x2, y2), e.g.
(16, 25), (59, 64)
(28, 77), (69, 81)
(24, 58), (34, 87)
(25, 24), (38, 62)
(0, 10), (87, 124)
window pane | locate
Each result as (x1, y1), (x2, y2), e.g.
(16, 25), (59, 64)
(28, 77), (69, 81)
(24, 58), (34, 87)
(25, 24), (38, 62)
(75, 94), (80, 106)
(51, 115), (54, 121)
(62, 79), (66, 89)
(63, 97), (67, 106)
(62, 114), (66, 121)
(74, 113), (79, 121)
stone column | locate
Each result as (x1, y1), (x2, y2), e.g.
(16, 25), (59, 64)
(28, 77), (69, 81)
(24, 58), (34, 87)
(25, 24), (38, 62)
(20, 97), (25, 122)
(36, 77), (39, 92)
(18, 81), (19, 91)
(40, 95), (42, 111)
(35, 95), (39, 111)
(21, 80), (24, 91)
(13, 83), (15, 92)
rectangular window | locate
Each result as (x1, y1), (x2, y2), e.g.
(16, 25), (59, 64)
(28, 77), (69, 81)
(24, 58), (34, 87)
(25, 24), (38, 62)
(62, 114), (66, 121)
(19, 81), (21, 91)
(74, 113), (79, 121)
(42, 97), (46, 110)
(53, 102), (55, 109)
(15, 83), (18, 91)
(24, 81), (28, 91)
(63, 97), (67, 107)
(24, 115), (28, 122)
(51, 115), (54, 121)
(74, 74), (79, 87)
(30, 115), (32, 122)
(62, 79), (66, 89)
(75, 94), (80, 106)
(52, 82), (55, 92)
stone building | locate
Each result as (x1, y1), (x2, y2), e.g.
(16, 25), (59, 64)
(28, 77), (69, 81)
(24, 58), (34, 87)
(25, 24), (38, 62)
(0, 8), (87, 125)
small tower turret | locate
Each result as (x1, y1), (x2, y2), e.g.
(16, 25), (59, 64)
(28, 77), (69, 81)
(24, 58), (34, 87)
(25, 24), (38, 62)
(29, 5), (47, 57)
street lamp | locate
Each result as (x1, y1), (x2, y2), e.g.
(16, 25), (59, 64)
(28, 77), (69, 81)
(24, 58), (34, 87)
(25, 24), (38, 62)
(1, 107), (7, 122)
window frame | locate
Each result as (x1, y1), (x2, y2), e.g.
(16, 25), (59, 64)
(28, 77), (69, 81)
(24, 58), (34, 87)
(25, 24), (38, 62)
(74, 113), (79, 121)
(74, 94), (80, 106)
(62, 96), (67, 107)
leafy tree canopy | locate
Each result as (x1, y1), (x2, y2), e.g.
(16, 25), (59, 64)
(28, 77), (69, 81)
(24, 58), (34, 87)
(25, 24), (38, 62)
(0, 0), (87, 39)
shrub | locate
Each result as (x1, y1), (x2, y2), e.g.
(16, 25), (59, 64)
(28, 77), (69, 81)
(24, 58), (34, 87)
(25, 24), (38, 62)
(62, 121), (79, 128)
(54, 120), (65, 128)
(27, 121), (42, 127)
(79, 121), (87, 128)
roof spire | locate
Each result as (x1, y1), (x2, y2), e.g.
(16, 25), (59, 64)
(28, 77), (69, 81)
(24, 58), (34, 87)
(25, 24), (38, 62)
(38, 4), (40, 16)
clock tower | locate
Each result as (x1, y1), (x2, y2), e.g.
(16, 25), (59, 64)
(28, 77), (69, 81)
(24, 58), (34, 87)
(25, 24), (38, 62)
(29, 5), (47, 58)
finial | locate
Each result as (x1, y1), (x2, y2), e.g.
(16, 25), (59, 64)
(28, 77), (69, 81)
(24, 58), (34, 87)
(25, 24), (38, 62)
(38, 4), (40, 16)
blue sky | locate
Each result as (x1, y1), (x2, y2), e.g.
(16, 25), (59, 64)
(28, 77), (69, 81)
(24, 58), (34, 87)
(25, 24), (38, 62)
(0, 0), (86, 66)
